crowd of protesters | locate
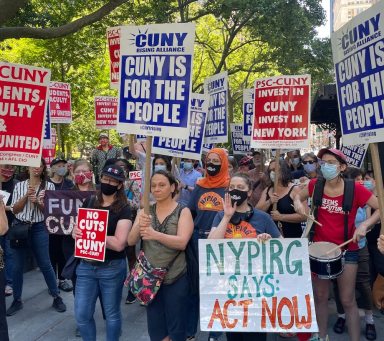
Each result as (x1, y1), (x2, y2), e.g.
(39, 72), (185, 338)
(1, 132), (384, 341)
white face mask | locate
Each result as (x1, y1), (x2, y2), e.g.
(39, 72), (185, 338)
(269, 171), (276, 182)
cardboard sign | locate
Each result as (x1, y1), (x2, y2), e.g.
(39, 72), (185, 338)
(251, 75), (310, 149)
(44, 190), (95, 235)
(49, 81), (72, 123)
(117, 23), (196, 139)
(199, 239), (318, 333)
(230, 124), (250, 155)
(129, 170), (142, 192)
(152, 93), (208, 160)
(107, 26), (121, 89)
(331, 1), (384, 145)
(95, 96), (118, 129)
(0, 62), (51, 167)
(243, 89), (254, 141)
(75, 208), (109, 262)
(340, 144), (369, 168)
(204, 71), (229, 144)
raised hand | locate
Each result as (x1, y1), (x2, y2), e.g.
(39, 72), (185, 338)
(223, 192), (236, 219)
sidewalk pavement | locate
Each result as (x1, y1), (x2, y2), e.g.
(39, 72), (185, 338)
(6, 269), (384, 340)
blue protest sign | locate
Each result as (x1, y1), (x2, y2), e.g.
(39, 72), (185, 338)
(204, 71), (228, 143)
(44, 101), (51, 141)
(340, 144), (369, 168)
(117, 23), (195, 139)
(230, 123), (250, 155)
(152, 93), (208, 160)
(243, 89), (254, 141)
(202, 144), (213, 153)
(331, 1), (384, 145)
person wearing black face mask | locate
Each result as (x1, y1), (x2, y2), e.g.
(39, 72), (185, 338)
(208, 173), (281, 341)
(72, 164), (132, 340)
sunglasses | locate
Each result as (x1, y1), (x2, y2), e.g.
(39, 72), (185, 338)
(302, 160), (316, 164)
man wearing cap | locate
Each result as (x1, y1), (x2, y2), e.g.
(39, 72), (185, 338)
(91, 133), (122, 183)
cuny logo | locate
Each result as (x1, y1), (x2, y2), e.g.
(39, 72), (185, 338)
(130, 29), (188, 48)
(341, 13), (380, 50)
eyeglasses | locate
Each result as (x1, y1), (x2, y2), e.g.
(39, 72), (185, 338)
(319, 160), (339, 166)
(302, 160), (316, 165)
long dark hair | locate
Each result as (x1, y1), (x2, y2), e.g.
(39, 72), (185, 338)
(268, 159), (292, 187)
(151, 170), (179, 198)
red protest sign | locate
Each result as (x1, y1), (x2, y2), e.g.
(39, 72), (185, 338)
(251, 75), (310, 149)
(49, 81), (72, 123)
(75, 208), (109, 262)
(95, 96), (118, 129)
(107, 26), (120, 89)
(0, 62), (51, 167)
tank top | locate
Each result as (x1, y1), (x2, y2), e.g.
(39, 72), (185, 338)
(266, 185), (303, 238)
(143, 203), (187, 285)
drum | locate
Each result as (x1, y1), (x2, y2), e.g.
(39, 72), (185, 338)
(308, 242), (344, 279)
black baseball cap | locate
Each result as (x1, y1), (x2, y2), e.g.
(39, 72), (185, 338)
(101, 165), (125, 182)
(50, 158), (67, 167)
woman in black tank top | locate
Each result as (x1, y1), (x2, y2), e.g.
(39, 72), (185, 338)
(256, 159), (307, 238)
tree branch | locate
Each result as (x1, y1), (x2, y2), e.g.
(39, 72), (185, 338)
(0, 0), (27, 26)
(0, 0), (129, 41)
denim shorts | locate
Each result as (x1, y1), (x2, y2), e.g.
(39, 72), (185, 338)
(344, 250), (359, 264)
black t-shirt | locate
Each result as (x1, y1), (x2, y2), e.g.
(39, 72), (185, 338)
(49, 178), (74, 191)
(83, 197), (131, 261)
(1, 177), (18, 225)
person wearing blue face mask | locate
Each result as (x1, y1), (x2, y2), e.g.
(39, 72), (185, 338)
(153, 155), (172, 173)
(178, 158), (201, 206)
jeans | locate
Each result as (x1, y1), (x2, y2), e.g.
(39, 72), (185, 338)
(0, 236), (13, 286)
(0, 268), (9, 341)
(75, 258), (127, 341)
(12, 222), (60, 300)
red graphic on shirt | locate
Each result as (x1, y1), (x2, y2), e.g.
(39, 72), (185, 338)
(198, 192), (223, 211)
(225, 221), (257, 239)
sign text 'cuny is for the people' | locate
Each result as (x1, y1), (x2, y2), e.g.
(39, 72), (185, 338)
(199, 239), (318, 333)
(49, 81), (72, 123)
(331, 1), (384, 145)
(340, 144), (368, 168)
(107, 26), (121, 89)
(152, 93), (208, 160)
(75, 208), (109, 262)
(95, 96), (118, 129)
(204, 71), (228, 144)
(251, 75), (310, 149)
(243, 89), (254, 141)
(230, 124), (250, 155)
(0, 62), (51, 167)
(117, 23), (195, 139)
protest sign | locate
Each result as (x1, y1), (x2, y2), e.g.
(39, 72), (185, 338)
(136, 135), (146, 142)
(44, 190), (95, 235)
(75, 208), (109, 262)
(43, 101), (51, 141)
(251, 75), (310, 149)
(117, 23), (195, 139)
(331, 1), (384, 145)
(204, 71), (228, 144)
(107, 26), (121, 89)
(152, 93), (208, 160)
(340, 144), (369, 168)
(49, 81), (72, 123)
(95, 96), (118, 129)
(0, 190), (10, 205)
(230, 124), (250, 155)
(129, 170), (142, 193)
(203, 144), (213, 153)
(243, 89), (254, 141)
(199, 239), (318, 333)
(0, 62), (51, 167)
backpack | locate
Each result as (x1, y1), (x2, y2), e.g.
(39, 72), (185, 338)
(309, 177), (355, 243)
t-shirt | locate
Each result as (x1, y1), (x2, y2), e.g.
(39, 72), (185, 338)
(187, 185), (226, 237)
(212, 209), (281, 239)
(178, 168), (202, 206)
(82, 197), (131, 261)
(308, 178), (372, 251)
(49, 178), (74, 191)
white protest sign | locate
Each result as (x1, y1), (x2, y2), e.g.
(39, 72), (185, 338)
(117, 23), (195, 138)
(152, 93), (208, 160)
(243, 89), (254, 141)
(230, 124), (250, 155)
(340, 144), (369, 168)
(107, 26), (121, 89)
(199, 238), (318, 333)
(204, 71), (229, 144)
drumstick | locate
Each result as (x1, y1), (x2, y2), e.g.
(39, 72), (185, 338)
(325, 238), (354, 255)
(290, 204), (323, 227)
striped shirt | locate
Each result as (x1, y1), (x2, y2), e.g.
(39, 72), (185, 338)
(11, 180), (55, 223)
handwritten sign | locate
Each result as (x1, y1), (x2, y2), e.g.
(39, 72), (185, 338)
(152, 93), (208, 160)
(95, 96), (118, 129)
(0, 62), (51, 167)
(107, 26), (121, 89)
(331, 1), (384, 145)
(243, 89), (254, 141)
(204, 71), (228, 144)
(340, 144), (369, 168)
(199, 239), (318, 332)
(117, 23), (195, 138)
(75, 208), (109, 262)
(49, 81), (72, 123)
(230, 124), (250, 155)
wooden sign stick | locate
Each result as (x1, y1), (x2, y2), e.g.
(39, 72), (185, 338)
(143, 136), (153, 214)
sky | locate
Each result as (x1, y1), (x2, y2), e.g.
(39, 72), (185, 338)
(317, 0), (331, 38)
